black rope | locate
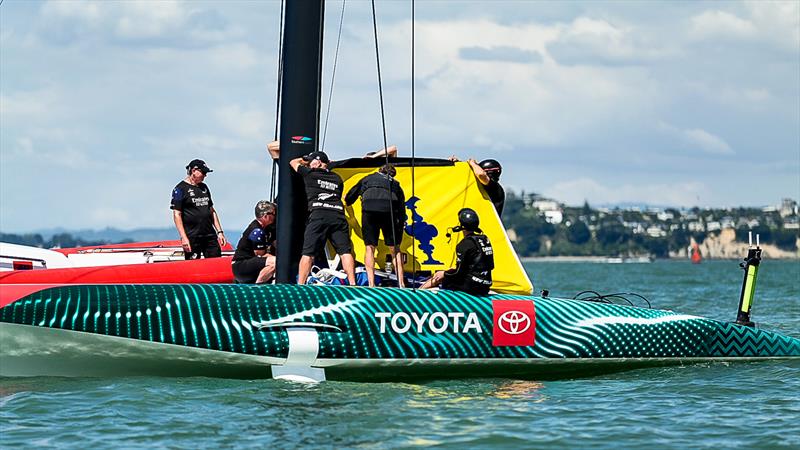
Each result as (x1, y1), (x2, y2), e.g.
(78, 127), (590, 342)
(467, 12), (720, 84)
(321, 0), (346, 152)
(572, 290), (652, 309)
(269, 0), (286, 202)
(371, 0), (399, 283)
(410, 0), (416, 288)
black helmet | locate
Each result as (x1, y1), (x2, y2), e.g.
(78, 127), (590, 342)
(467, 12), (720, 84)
(458, 208), (480, 232)
(479, 159), (501, 181)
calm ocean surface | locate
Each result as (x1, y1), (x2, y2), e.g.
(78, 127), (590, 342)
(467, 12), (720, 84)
(2, 260), (799, 448)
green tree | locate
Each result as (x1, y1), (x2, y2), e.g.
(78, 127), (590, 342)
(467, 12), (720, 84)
(567, 221), (591, 244)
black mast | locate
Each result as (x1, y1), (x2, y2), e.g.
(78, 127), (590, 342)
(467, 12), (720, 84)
(276, 0), (325, 283)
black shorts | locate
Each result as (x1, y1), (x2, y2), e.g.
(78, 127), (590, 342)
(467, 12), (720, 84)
(362, 210), (404, 247)
(232, 257), (267, 284)
(302, 214), (353, 256)
(442, 276), (490, 296)
(185, 235), (222, 260)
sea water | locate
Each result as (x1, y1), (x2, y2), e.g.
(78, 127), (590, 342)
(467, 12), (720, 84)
(2, 260), (798, 448)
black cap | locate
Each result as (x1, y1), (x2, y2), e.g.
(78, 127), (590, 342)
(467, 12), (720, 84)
(303, 151), (330, 164)
(479, 159), (501, 181)
(186, 159), (213, 174)
(458, 208), (481, 232)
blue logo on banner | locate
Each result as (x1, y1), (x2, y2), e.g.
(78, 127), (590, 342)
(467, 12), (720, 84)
(404, 196), (442, 265)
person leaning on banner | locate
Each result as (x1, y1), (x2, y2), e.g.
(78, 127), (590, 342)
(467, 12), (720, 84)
(170, 159), (226, 260)
(290, 151), (357, 285)
(232, 201), (277, 284)
(344, 163), (407, 288)
(267, 141), (397, 162)
(449, 156), (505, 216)
(420, 208), (494, 296)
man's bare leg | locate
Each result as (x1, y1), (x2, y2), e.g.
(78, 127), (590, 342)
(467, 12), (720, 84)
(392, 247), (405, 288)
(256, 256), (276, 284)
(298, 255), (314, 284)
(340, 253), (357, 286)
(419, 270), (444, 290)
(364, 245), (376, 287)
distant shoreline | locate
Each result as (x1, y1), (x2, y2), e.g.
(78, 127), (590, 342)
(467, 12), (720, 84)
(518, 256), (798, 262)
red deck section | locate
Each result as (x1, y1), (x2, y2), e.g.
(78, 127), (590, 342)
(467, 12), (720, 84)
(53, 240), (234, 255)
(0, 257), (234, 307)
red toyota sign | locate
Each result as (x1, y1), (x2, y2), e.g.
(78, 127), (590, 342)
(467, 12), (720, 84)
(492, 299), (536, 347)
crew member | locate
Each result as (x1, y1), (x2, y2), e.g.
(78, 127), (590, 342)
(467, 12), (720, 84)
(449, 156), (505, 216)
(345, 163), (406, 287)
(170, 159), (226, 259)
(420, 208), (494, 295)
(290, 151), (357, 285)
(232, 201), (277, 284)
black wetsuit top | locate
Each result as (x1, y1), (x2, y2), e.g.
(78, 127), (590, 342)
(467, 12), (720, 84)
(233, 220), (276, 262)
(443, 234), (494, 295)
(170, 181), (215, 238)
(345, 172), (406, 217)
(484, 179), (505, 216)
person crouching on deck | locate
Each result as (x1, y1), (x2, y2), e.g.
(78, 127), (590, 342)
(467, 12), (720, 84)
(232, 201), (277, 284)
(290, 151), (357, 286)
(345, 163), (407, 287)
(420, 208), (494, 295)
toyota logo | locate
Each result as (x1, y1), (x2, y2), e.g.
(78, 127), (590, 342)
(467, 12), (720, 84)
(497, 311), (531, 335)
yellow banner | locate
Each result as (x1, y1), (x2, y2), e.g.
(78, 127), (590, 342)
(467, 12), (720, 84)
(334, 161), (532, 295)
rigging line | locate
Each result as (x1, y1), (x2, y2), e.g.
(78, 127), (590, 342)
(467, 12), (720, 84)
(411, 0), (416, 288)
(269, 0), (286, 202)
(321, 0), (346, 152)
(371, 0), (399, 280)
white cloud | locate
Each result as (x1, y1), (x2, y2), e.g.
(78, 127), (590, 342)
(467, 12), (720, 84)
(689, 10), (757, 40)
(688, 3), (799, 51)
(547, 17), (677, 65)
(41, 0), (103, 23)
(13, 137), (34, 157)
(215, 105), (269, 141)
(38, 0), (240, 47)
(683, 129), (733, 155)
(658, 122), (734, 155)
(543, 177), (710, 207)
(114, 1), (186, 40)
(0, 89), (59, 119)
(207, 43), (258, 70)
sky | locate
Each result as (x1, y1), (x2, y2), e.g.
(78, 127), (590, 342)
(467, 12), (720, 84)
(1, 0), (798, 233)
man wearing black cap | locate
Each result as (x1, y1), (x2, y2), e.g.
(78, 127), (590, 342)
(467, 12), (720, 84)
(232, 200), (277, 284)
(290, 151), (356, 285)
(170, 159), (226, 260)
(449, 156), (505, 216)
(420, 208), (494, 295)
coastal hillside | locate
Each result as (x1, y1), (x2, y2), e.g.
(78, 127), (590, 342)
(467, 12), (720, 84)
(502, 192), (799, 259)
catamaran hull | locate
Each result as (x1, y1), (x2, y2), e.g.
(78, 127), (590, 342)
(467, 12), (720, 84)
(1, 284), (798, 381)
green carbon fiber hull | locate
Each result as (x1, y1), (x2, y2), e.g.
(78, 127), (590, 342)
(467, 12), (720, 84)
(1, 284), (798, 380)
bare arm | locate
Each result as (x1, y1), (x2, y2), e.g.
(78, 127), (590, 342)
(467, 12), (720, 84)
(173, 210), (191, 251)
(467, 158), (490, 186)
(211, 207), (226, 246)
(364, 145), (397, 158)
(267, 140), (280, 160)
(290, 157), (307, 172)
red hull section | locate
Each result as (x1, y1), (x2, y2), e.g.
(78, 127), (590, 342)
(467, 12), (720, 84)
(0, 257), (234, 285)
